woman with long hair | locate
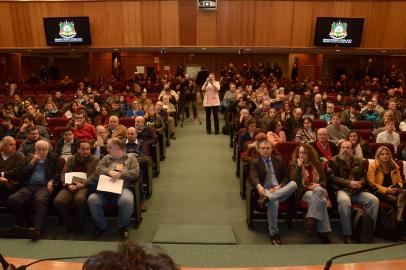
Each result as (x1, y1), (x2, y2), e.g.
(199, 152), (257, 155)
(266, 119), (286, 145)
(295, 117), (316, 144)
(95, 105), (111, 125)
(367, 146), (406, 238)
(347, 130), (371, 159)
(290, 143), (332, 244)
(279, 101), (292, 123)
(64, 101), (80, 119)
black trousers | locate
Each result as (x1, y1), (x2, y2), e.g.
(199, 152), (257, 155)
(205, 106), (219, 134)
(7, 185), (51, 232)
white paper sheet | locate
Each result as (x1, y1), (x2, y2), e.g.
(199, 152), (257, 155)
(64, 172), (87, 184)
(96, 175), (124, 194)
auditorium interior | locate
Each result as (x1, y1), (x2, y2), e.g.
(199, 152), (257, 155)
(1, 0), (406, 270)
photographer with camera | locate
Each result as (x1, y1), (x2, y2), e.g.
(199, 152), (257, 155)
(180, 78), (198, 123)
(202, 72), (220, 134)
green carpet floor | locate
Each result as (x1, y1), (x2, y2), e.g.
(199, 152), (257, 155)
(1, 108), (406, 267)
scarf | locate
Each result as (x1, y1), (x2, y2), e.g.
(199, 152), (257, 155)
(302, 164), (320, 188)
(316, 140), (332, 160)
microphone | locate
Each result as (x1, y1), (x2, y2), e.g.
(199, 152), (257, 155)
(324, 241), (406, 270)
(0, 254), (90, 270)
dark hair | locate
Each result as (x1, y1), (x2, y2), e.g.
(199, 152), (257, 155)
(78, 139), (92, 148)
(28, 126), (39, 133)
(301, 117), (313, 127)
(244, 116), (256, 128)
(21, 113), (34, 122)
(0, 114), (11, 121)
(268, 119), (282, 132)
(63, 127), (74, 134)
(83, 251), (125, 270)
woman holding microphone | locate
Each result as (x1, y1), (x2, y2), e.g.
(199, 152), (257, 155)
(202, 72), (220, 134)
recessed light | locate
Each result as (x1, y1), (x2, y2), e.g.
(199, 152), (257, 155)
(201, 48), (207, 50)
(113, 48), (118, 51)
(335, 49), (341, 52)
(27, 49), (32, 52)
(245, 48), (251, 51)
(381, 50), (387, 53)
(71, 49), (75, 51)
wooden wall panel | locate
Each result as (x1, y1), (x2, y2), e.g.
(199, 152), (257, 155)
(122, 2), (143, 46)
(178, 0), (197, 46)
(140, 1), (162, 46)
(1, 1), (406, 49)
(196, 8), (217, 45)
(160, 1), (180, 45)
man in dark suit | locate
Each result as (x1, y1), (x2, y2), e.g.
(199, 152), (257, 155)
(250, 140), (297, 245)
(341, 102), (361, 129)
(0, 136), (25, 200)
(7, 140), (60, 239)
(134, 116), (158, 145)
(284, 107), (303, 140)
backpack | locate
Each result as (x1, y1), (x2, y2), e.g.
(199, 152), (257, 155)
(352, 206), (375, 243)
(375, 206), (401, 241)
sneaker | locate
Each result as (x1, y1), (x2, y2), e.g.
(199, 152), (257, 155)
(343, 235), (353, 244)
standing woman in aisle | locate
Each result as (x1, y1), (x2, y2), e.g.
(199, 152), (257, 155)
(202, 72), (221, 134)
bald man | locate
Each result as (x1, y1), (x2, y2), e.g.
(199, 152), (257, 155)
(7, 140), (60, 239)
(0, 136), (25, 199)
(309, 128), (339, 167)
(108, 115), (127, 140)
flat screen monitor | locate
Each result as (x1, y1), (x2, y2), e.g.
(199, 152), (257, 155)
(314, 17), (364, 47)
(43, 17), (91, 46)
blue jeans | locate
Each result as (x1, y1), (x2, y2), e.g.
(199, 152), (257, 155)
(265, 181), (297, 236)
(301, 187), (332, 233)
(336, 190), (379, 236)
(87, 188), (134, 230)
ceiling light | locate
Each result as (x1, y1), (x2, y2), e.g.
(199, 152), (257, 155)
(381, 50), (387, 53)
(202, 48), (207, 50)
(245, 48), (251, 51)
(335, 49), (341, 52)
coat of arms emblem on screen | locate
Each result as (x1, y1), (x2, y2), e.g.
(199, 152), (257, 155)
(59, 20), (77, 38)
(329, 21), (347, 40)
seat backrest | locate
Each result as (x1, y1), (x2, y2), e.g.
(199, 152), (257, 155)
(352, 120), (373, 131)
(47, 117), (70, 127)
(356, 129), (373, 142)
(312, 119), (327, 130)
(119, 117), (135, 128)
(275, 141), (300, 165)
(399, 131), (406, 142)
(369, 143), (395, 158)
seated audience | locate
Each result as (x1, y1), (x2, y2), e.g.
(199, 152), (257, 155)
(93, 125), (109, 158)
(126, 101), (144, 118)
(73, 112), (97, 141)
(319, 102), (335, 124)
(7, 140), (60, 239)
(279, 102), (292, 123)
(340, 102), (361, 129)
(376, 120), (400, 153)
(326, 113), (350, 146)
(25, 104), (46, 127)
(313, 94), (326, 117)
(367, 146), (406, 239)
(43, 101), (59, 119)
(135, 116), (158, 146)
(16, 113), (49, 140)
(302, 103), (315, 120)
(295, 117), (316, 144)
(266, 119), (286, 145)
(54, 128), (79, 161)
(108, 115), (127, 140)
(145, 105), (164, 132)
(241, 132), (268, 163)
(309, 128), (338, 168)
(95, 105), (111, 126)
(347, 130), (371, 159)
(284, 107), (303, 141)
(290, 144), (331, 244)
(53, 140), (99, 233)
(0, 115), (19, 139)
(0, 136), (25, 199)
(239, 117), (257, 151)
(17, 126), (52, 157)
(87, 138), (139, 240)
(250, 140), (297, 245)
(360, 101), (380, 128)
(111, 100), (126, 118)
(327, 140), (379, 244)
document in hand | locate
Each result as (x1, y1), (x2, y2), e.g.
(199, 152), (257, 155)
(65, 172), (87, 184)
(97, 175), (124, 194)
